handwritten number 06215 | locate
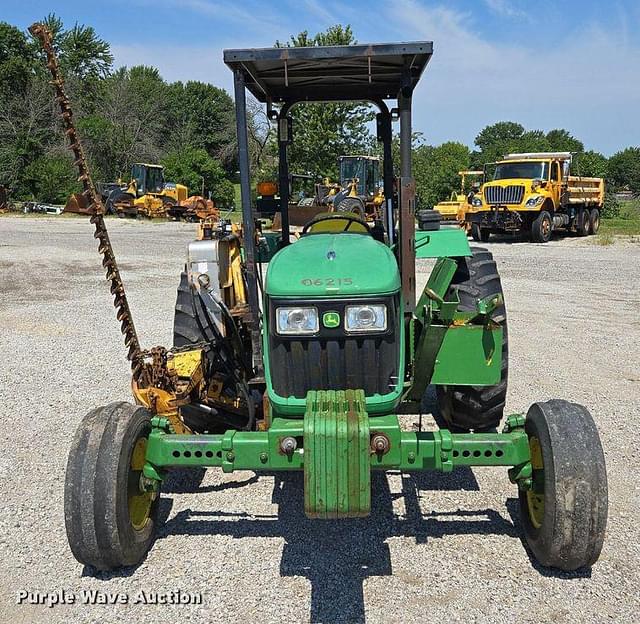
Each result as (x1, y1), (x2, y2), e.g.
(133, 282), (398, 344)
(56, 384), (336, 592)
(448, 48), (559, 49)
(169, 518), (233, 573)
(301, 278), (353, 286)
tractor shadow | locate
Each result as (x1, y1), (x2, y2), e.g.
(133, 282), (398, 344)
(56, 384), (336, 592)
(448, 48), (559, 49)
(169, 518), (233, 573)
(155, 468), (516, 623)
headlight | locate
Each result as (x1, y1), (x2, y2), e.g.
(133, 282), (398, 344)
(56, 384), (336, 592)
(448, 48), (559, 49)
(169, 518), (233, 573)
(276, 306), (318, 335)
(525, 195), (544, 207)
(472, 197), (482, 207)
(345, 304), (387, 332)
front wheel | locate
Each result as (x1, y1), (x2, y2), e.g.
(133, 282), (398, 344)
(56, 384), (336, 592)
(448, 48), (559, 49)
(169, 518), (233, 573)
(64, 402), (160, 570)
(531, 210), (552, 243)
(519, 400), (608, 571)
(471, 222), (490, 242)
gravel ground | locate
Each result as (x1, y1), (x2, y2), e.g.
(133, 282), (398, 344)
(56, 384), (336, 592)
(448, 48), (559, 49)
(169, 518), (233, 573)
(1, 216), (639, 624)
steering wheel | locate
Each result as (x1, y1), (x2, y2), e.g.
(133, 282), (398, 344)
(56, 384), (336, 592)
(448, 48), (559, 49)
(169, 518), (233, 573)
(301, 212), (372, 235)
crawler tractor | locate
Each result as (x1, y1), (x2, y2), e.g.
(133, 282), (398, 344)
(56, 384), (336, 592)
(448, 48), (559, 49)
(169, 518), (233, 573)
(31, 24), (608, 573)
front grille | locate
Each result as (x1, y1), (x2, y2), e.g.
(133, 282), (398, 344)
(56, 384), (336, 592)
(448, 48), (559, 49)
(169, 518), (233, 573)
(484, 185), (525, 205)
(268, 297), (400, 399)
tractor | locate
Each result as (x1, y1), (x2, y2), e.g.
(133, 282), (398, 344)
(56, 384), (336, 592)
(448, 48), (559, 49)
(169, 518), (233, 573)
(31, 24), (607, 573)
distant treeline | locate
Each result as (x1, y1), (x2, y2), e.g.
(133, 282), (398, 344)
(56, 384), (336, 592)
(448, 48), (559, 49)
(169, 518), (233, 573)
(1, 18), (638, 207)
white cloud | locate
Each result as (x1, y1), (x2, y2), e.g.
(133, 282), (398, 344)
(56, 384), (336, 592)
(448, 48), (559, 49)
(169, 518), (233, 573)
(111, 0), (640, 155)
(385, 0), (640, 154)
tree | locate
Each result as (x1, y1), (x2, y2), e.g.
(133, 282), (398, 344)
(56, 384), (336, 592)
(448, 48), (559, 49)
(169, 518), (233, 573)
(161, 147), (235, 207)
(0, 22), (36, 95)
(574, 150), (608, 178)
(474, 121), (525, 163)
(166, 81), (236, 171)
(82, 65), (169, 181)
(276, 25), (375, 179)
(546, 129), (583, 153)
(607, 147), (640, 193)
(22, 153), (80, 202)
(413, 141), (471, 208)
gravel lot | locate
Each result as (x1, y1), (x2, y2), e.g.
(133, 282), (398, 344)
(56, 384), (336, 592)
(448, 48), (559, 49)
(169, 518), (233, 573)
(1, 216), (639, 624)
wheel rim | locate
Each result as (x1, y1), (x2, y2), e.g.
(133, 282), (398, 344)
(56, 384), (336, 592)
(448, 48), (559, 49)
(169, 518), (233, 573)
(127, 437), (153, 531)
(541, 217), (551, 238)
(593, 213), (599, 232)
(526, 435), (545, 529)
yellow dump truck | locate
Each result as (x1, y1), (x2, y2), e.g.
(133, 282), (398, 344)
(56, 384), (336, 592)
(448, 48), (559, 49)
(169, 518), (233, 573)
(433, 170), (483, 228)
(467, 152), (605, 243)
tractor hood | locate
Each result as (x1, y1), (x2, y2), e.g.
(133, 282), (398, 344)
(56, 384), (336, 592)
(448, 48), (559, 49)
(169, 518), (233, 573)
(265, 233), (400, 298)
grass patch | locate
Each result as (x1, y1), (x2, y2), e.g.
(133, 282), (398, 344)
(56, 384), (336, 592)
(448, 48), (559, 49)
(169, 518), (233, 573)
(600, 199), (640, 236)
(593, 231), (615, 246)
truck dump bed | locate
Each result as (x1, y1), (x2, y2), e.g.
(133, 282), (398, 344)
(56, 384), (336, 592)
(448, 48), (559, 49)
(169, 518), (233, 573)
(567, 176), (604, 206)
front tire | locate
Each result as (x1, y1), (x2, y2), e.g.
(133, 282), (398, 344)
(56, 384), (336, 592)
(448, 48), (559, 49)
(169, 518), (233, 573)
(64, 402), (159, 570)
(531, 210), (552, 243)
(471, 222), (490, 242)
(518, 400), (608, 570)
(436, 247), (508, 431)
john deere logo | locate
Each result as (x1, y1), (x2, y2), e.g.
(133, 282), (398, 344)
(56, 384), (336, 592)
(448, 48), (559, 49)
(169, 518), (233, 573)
(323, 311), (340, 328)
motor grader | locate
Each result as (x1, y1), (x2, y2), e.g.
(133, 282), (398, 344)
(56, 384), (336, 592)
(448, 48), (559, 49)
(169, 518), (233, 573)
(31, 24), (608, 573)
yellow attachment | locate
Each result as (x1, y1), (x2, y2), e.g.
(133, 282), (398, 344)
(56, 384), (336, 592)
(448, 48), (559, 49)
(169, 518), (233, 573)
(526, 435), (545, 529)
(167, 349), (203, 379)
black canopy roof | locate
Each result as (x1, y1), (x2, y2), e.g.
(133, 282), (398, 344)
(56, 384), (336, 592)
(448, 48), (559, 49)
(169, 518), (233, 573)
(223, 42), (433, 103)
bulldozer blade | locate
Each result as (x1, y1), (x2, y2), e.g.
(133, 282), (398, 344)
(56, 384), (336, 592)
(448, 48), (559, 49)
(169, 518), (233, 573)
(64, 192), (94, 215)
(273, 204), (329, 229)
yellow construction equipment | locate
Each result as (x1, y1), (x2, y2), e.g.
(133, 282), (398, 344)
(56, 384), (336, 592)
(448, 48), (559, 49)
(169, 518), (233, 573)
(433, 170), (483, 229)
(113, 163), (188, 218)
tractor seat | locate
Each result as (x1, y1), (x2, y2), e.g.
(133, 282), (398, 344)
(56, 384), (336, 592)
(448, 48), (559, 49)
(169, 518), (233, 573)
(302, 212), (371, 235)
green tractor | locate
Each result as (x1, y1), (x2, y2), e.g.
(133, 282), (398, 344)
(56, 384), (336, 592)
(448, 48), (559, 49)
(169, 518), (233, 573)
(32, 24), (607, 574)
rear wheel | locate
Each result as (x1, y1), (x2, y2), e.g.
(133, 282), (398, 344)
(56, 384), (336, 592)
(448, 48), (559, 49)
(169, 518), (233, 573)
(518, 400), (608, 570)
(471, 222), (490, 242)
(589, 208), (600, 234)
(577, 208), (590, 236)
(64, 402), (159, 570)
(531, 210), (552, 243)
(436, 247), (508, 431)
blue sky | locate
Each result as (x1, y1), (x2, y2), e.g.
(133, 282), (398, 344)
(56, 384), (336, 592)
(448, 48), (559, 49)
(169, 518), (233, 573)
(4, 0), (640, 155)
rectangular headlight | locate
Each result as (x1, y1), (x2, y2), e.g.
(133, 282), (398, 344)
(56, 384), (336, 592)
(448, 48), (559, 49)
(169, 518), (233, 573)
(276, 306), (319, 335)
(345, 304), (387, 333)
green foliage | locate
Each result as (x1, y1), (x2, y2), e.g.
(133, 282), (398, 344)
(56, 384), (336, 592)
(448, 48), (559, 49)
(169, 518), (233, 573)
(166, 81), (236, 170)
(22, 154), (80, 202)
(414, 141), (471, 207)
(473, 122), (584, 166)
(574, 150), (608, 178)
(602, 192), (621, 218)
(276, 25), (375, 179)
(546, 129), (584, 153)
(161, 147), (234, 208)
(607, 147), (640, 193)
(0, 22), (35, 95)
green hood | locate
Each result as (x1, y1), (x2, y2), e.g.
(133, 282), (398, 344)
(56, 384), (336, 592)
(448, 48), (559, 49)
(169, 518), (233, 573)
(265, 233), (400, 297)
